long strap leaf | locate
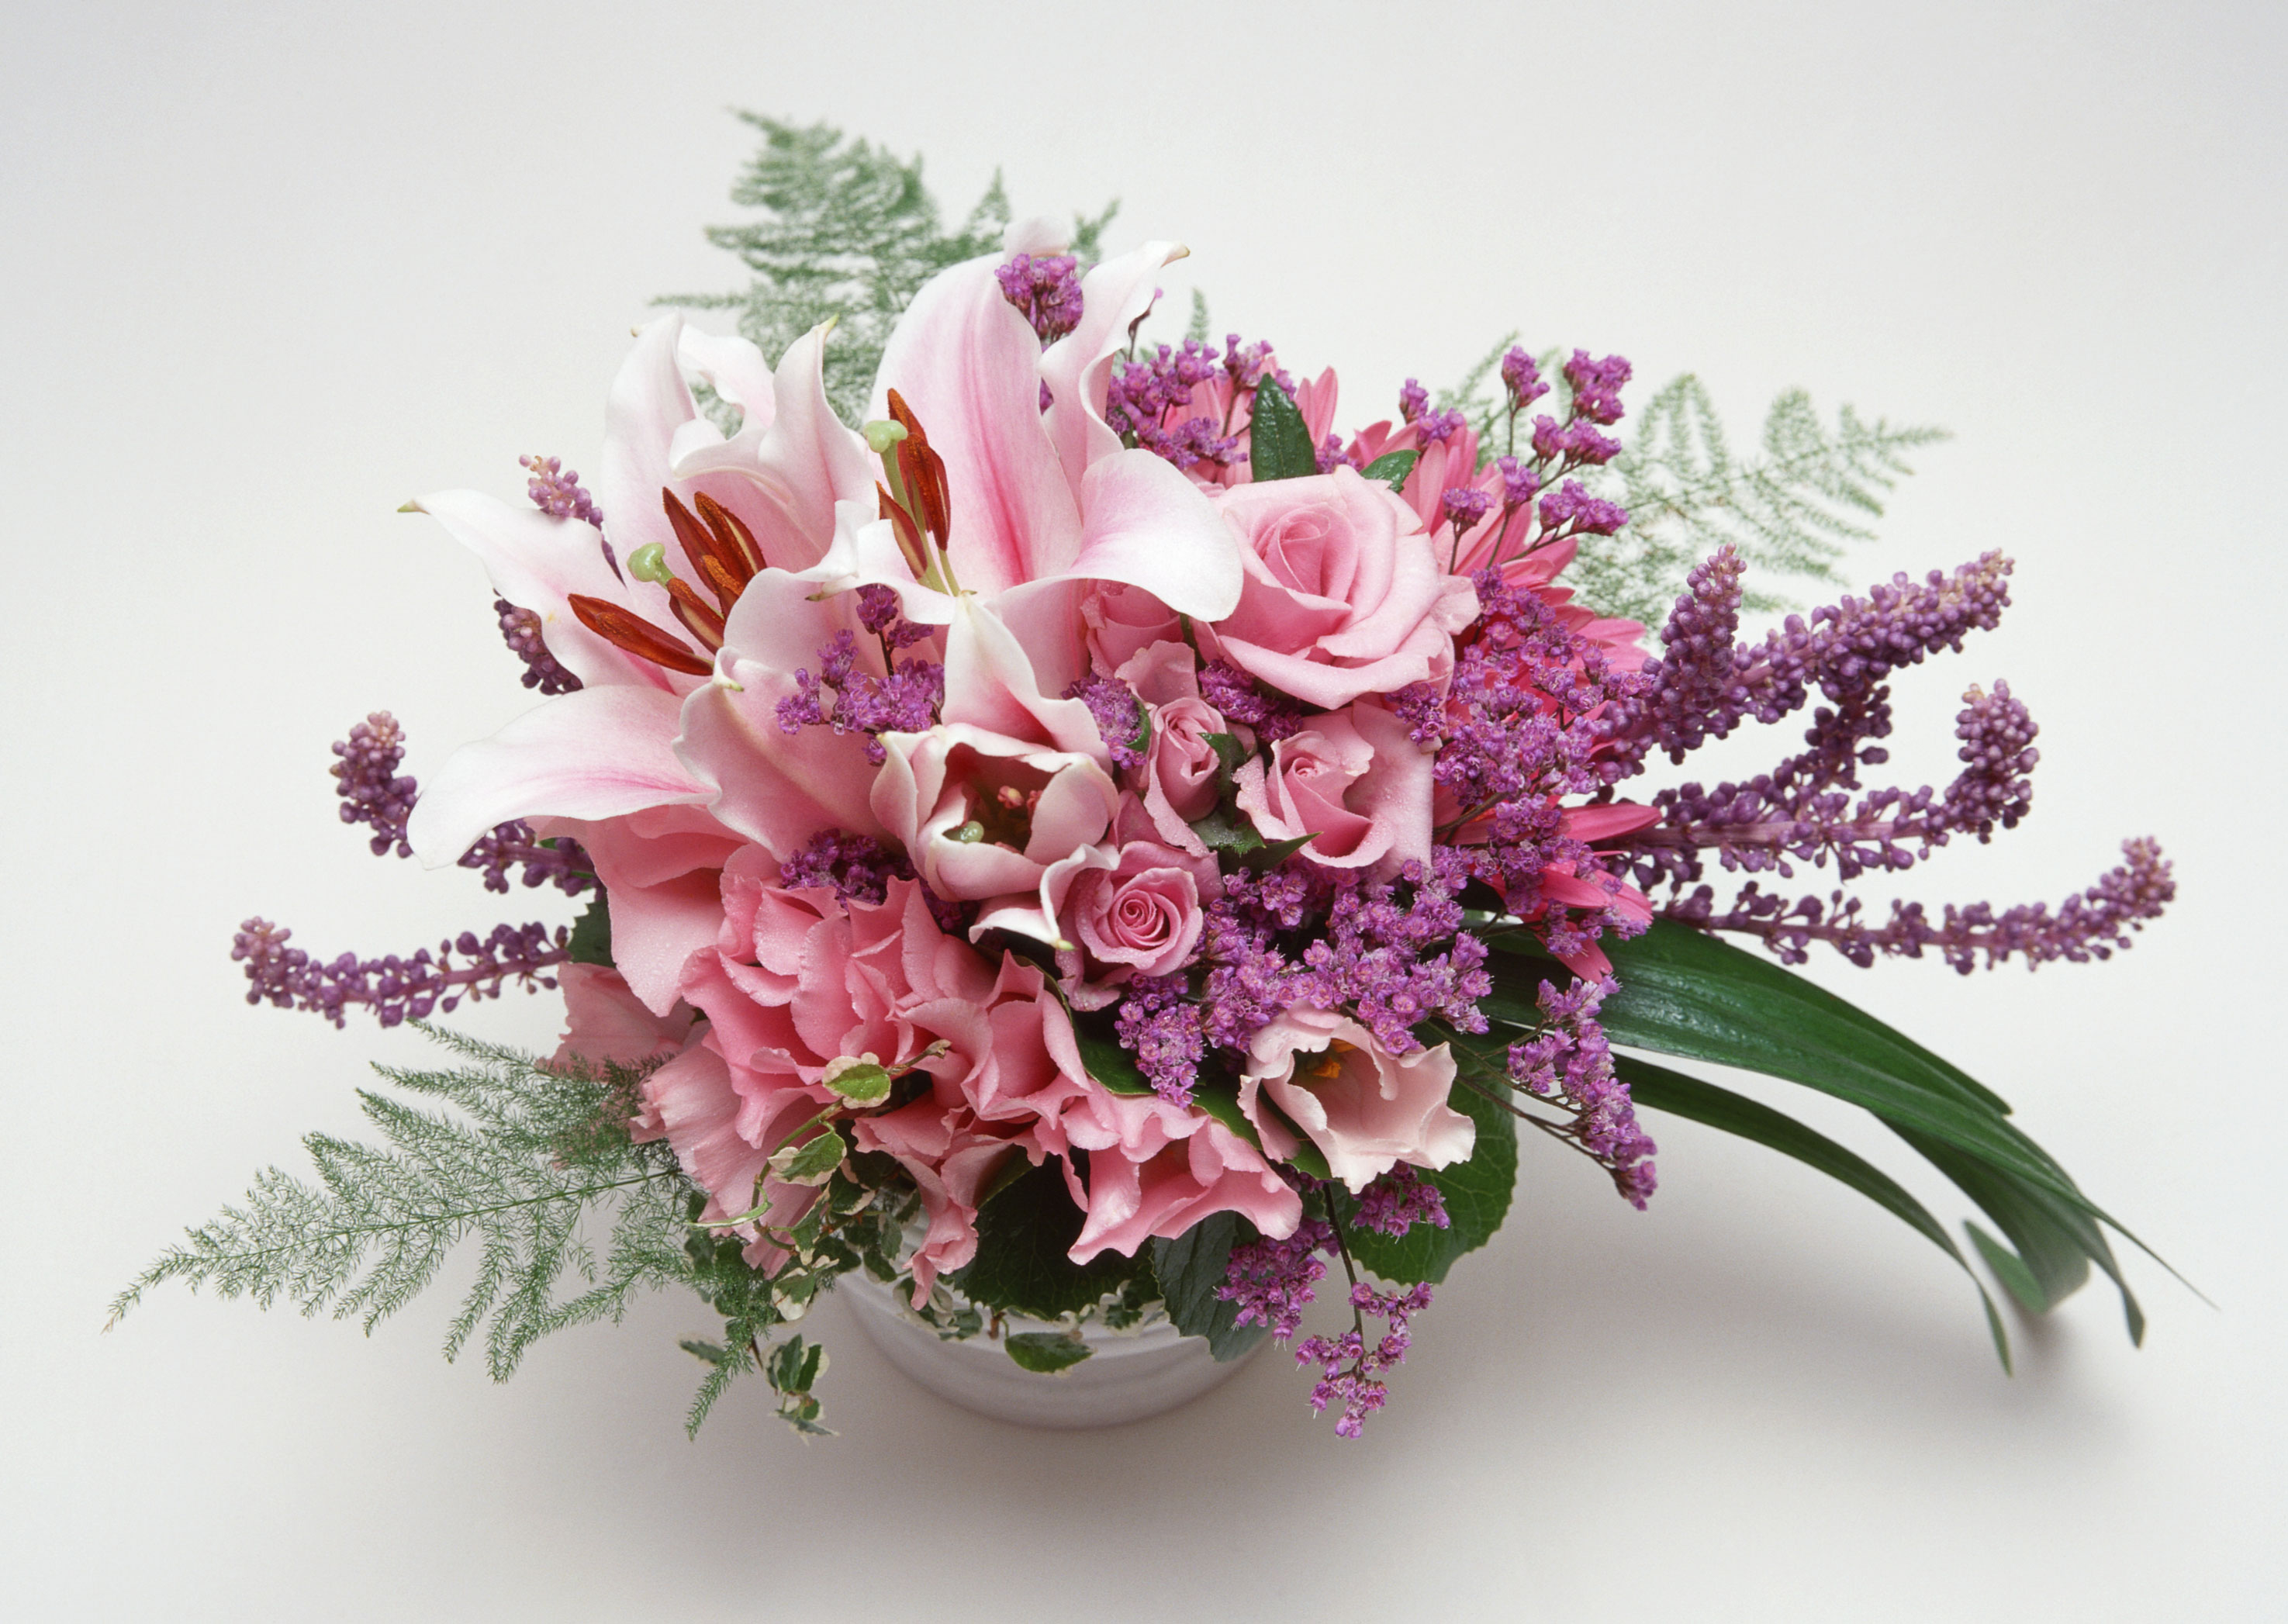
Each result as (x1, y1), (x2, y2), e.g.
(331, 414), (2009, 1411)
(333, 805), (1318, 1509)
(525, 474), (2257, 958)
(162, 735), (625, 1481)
(1617, 1055), (2012, 1370)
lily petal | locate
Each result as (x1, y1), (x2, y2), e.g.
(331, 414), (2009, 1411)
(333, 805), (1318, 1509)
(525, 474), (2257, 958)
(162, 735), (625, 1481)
(406, 685), (710, 866)
(1039, 240), (1187, 492)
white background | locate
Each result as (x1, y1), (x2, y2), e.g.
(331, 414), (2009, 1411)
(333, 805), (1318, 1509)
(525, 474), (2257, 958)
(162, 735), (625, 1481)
(5, 2), (2283, 1619)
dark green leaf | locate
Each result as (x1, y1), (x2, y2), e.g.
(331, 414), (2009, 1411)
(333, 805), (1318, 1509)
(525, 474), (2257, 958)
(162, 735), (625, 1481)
(1339, 1035), (1518, 1286)
(1003, 1331), (1093, 1373)
(1202, 731), (1249, 781)
(1070, 1017), (1153, 1097)
(1151, 1212), (1270, 1361)
(1190, 804), (1264, 858)
(1188, 1079), (1269, 1159)
(566, 895), (613, 966)
(1247, 375), (1318, 482)
(949, 1159), (1139, 1318)
(1360, 450), (1418, 491)
(1238, 833), (1315, 873)
(1616, 1054), (2010, 1370)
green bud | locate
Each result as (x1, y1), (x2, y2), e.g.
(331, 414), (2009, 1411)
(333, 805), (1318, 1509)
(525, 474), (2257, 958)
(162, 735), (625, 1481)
(862, 418), (911, 454)
(821, 1055), (894, 1106)
(951, 820), (987, 844)
(769, 1130), (845, 1187)
(627, 542), (675, 584)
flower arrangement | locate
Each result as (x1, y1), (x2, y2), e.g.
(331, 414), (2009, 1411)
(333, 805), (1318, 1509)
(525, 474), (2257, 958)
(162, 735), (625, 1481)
(119, 121), (2177, 1439)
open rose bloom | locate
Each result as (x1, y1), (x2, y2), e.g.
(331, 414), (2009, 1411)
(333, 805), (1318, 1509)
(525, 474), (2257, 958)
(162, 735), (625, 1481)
(197, 197), (2170, 1443)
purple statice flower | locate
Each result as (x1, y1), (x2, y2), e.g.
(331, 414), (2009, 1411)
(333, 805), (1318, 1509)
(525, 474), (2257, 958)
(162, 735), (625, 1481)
(1197, 658), (1304, 743)
(1494, 454), (1540, 513)
(1286, 860), (1492, 1055)
(1316, 433), (1363, 474)
(1414, 406), (1467, 447)
(1295, 1280), (1434, 1439)
(1431, 571), (1649, 950)
(776, 599), (945, 764)
(1111, 974), (1207, 1105)
(520, 454), (604, 528)
(1063, 667), (1149, 771)
(233, 917), (570, 1029)
(1218, 1213), (1333, 1342)
(995, 251), (1084, 347)
(1530, 416), (1623, 468)
(1351, 1166), (1449, 1239)
(1194, 864), (1334, 1052)
(1537, 479), (1629, 536)
(1398, 378), (1430, 424)
(1222, 334), (1294, 396)
(328, 714), (589, 896)
(1441, 486), (1491, 533)
(1384, 679), (1447, 747)
(1501, 345), (1550, 411)
(1506, 973), (1658, 1207)
(1560, 350), (1633, 425)
(779, 829), (914, 907)
(494, 599), (581, 695)
(1104, 340), (1239, 469)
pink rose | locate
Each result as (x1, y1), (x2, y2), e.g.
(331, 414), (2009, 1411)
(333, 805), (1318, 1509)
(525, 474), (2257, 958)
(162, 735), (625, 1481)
(1239, 1007), (1476, 1191)
(1054, 837), (1219, 1007)
(870, 721), (1118, 948)
(1113, 640), (1228, 853)
(1205, 465), (1478, 709)
(1232, 702), (1432, 872)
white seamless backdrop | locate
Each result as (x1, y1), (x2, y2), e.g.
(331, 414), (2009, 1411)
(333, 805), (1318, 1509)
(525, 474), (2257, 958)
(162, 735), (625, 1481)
(3, 2), (2282, 1619)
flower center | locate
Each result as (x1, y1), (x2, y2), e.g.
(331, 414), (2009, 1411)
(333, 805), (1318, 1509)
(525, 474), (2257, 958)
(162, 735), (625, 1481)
(565, 489), (766, 676)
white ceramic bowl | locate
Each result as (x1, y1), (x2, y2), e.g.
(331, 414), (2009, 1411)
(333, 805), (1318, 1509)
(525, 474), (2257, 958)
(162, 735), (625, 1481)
(840, 1276), (1260, 1429)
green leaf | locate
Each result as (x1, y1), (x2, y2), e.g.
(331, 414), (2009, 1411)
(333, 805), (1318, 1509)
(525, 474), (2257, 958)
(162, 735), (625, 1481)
(1003, 1331), (1093, 1373)
(1247, 375), (1317, 482)
(821, 1058), (893, 1105)
(1150, 1212), (1270, 1362)
(1338, 1035), (1518, 1286)
(566, 895), (613, 966)
(1190, 803), (1265, 858)
(1360, 450), (1418, 491)
(1070, 1018), (1153, 1097)
(1486, 921), (2172, 1339)
(1202, 731), (1249, 781)
(1616, 1054), (2010, 1370)
(949, 1158), (1139, 1319)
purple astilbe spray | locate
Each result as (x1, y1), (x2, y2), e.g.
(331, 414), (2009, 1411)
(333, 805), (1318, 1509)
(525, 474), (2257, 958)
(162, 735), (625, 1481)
(1505, 974), (1658, 1206)
(332, 714), (590, 896)
(496, 457), (607, 692)
(776, 589), (945, 764)
(1561, 349), (1633, 425)
(1062, 667), (1149, 770)
(1104, 340), (1237, 469)
(995, 251), (1084, 347)
(1218, 1214), (1333, 1342)
(520, 454), (604, 529)
(233, 918), (570, 1029)
(1398, 378), (1429, 424)
(1668, 838), (2174, 972)
(1501, 345), (1550, 413)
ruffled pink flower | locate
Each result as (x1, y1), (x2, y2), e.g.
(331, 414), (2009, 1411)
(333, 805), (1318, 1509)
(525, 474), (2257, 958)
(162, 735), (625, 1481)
(669, 857), (1094, 1299)
(1232, 703), (1432, 872)
(1239, 1008), (1475, 1192)
(1204, 465), (1478, 710)
(551, 962), (698, 1073)
(1031, 1089), (1302, 1262)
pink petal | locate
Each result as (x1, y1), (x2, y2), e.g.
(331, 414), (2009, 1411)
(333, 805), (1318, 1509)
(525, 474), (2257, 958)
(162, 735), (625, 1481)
(404, 685), (710, 867)
(870, 254), (1083, 596)
(1039, 240), (1187, 492)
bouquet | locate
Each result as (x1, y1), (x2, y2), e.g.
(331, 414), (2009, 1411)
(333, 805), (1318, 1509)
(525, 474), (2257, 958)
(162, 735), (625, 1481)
(119, 122), (2177, 1439)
